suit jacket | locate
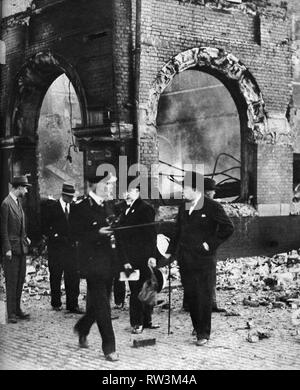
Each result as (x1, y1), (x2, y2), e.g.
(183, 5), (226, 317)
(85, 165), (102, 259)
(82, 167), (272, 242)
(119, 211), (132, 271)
(41, 199), (75, 254)
(115, 197), (157, 273)
(167, 196), (234, 271)
(0, 194), (29, 256)
(70, 196), (119, 279)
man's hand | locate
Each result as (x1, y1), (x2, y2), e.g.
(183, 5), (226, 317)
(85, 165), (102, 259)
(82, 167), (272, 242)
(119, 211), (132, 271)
(5, 250), (12, 260)
(203, 242), (210, 251)
(148, 257), (157, 268)
(124, 263), (132, 270)
(99, 226), (113, 236)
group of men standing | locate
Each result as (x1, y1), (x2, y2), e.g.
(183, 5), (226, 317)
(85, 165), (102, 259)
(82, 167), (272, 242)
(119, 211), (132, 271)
(0, 170), (234, 361)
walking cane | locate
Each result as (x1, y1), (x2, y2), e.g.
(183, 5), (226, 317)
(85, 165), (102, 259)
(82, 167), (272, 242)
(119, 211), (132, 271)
(168, 257), (172, 335)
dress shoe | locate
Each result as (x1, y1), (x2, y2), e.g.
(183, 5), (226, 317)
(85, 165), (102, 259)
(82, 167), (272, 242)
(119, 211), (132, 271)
(8, 316), (17, 324)
(52, 306), (62, 311)
(105, 352), (119, 362)
(196, 338), (209, 346)
(68, 308), (85, 314)
(73, 326), (89, 348)
(16, 311), (30, 320)
(78, 335), (89, 348)
(131, 325), (143, 334)
(212, 306), (226, 313)
(143, 323), (160, 329)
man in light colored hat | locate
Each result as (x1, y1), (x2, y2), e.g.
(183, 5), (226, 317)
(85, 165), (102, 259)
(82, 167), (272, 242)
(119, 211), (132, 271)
(0, 175), (32, 323)
(41, 182), (82, 313)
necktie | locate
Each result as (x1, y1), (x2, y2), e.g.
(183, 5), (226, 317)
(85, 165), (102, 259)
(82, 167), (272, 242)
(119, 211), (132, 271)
(65, 204), (69, 221)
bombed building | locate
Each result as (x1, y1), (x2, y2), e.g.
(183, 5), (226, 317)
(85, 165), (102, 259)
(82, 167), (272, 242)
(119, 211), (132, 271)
(1, 0), (300, 255)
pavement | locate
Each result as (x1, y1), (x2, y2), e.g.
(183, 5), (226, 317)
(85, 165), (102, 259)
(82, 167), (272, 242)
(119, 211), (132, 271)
(1, 280), (300, 371)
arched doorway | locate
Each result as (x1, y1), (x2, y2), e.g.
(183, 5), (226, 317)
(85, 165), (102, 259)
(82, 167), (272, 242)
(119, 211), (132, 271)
(157, 69), (241, 201)
(146, 47), (267, 203)
(37, 74), (84, 200)
(7, 51), (87, 239)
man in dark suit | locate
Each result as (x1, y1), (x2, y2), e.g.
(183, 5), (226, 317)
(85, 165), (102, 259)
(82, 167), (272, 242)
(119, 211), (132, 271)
(71, 173), (119, 362)
(166, 171), (234, 346)
(115, 182), (159, 334)
(204, 177), (226, 313)
(0, 175), (32, 323)
(41, 183), (82, 313)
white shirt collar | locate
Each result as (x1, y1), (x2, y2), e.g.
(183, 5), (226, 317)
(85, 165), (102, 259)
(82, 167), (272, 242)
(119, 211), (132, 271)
(59, 197), (69, 212)
(89, 191), (104, 206)
(9, 192), (18, 204)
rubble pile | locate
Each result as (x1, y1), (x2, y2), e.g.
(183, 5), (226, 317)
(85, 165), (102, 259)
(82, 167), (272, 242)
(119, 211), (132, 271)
(216, 251), (300, 309)
(220, 203), (259, 217)
(22, 254), (52, 301)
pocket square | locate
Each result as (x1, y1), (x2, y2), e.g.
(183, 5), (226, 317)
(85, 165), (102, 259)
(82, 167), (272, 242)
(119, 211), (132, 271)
(92, 221), (97, 225)
(201, 214), (206, 218)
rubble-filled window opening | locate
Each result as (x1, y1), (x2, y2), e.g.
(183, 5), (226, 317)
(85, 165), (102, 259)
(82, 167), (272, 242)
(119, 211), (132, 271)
(37, 74), (84, 199)
(157, 69), (241, 202)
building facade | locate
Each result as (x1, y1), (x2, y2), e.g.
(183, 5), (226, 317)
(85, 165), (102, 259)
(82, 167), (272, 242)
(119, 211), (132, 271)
(0, 0), (299, 253)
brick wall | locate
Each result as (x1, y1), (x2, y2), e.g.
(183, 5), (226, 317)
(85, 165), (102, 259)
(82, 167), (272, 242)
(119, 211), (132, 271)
(0, 0), (114, 133)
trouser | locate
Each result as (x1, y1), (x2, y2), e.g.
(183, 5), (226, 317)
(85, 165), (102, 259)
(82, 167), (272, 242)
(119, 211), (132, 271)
(128, 269), (152, 328)
(3, 254), (26, 318)
(182, 260), (218, 310)
(181, 262), (215, 340)
(48, 248), (79, 310)
(113, 277), (126, 306)
(75, 275), (116, 356)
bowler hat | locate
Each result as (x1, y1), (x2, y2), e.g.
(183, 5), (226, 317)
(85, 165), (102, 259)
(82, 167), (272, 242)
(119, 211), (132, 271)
(204, 177), (217, 191)
(61, 183), (75, 196)
(11, 175), (32, 187)
(183, 170), (204, 191)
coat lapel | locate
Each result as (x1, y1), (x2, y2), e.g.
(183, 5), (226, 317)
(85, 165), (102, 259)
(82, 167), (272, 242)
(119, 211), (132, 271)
(8, 195), (22, 221)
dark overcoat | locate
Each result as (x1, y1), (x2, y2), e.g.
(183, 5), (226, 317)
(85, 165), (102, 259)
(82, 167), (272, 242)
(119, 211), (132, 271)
(168, 196), (234, 270)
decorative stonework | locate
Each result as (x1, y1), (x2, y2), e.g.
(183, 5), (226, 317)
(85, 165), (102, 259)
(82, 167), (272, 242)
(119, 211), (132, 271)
(147, 47), (292, 145)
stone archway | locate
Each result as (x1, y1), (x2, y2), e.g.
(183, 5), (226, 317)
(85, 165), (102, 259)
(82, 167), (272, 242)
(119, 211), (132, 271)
(142, 47), (274, 202)
(4, 51), (87, 240)
(146, 47), (267, 142)
(8, 51), (87, 137)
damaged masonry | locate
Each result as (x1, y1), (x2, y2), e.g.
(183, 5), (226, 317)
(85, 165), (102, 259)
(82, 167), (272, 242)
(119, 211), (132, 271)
(1, 0), (300, 371)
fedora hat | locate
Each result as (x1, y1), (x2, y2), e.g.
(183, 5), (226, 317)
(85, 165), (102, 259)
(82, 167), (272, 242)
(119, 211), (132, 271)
(11, 175), (32, 187)
(204, 177), (217, 191)
(61, 183), (75, 197)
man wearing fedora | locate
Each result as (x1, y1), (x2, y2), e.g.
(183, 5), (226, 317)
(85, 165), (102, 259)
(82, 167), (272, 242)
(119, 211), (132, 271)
(41, 183), (82, 313)
(71, 173), (120, 362)
(166, 171), (234, 346)
(0, 175), (32, 323)
(115, 181), (160, 334)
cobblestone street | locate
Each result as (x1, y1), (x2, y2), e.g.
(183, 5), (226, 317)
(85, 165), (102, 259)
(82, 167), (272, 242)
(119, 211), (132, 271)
(1, 282), (300, 371)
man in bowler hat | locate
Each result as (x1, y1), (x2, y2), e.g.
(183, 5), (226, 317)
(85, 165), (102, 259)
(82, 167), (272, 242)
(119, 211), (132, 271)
(0, 175), (32, 323)
(166, 171), (234, 346)
(71, 173), (119, 362)
(41, 183), (82, 313)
